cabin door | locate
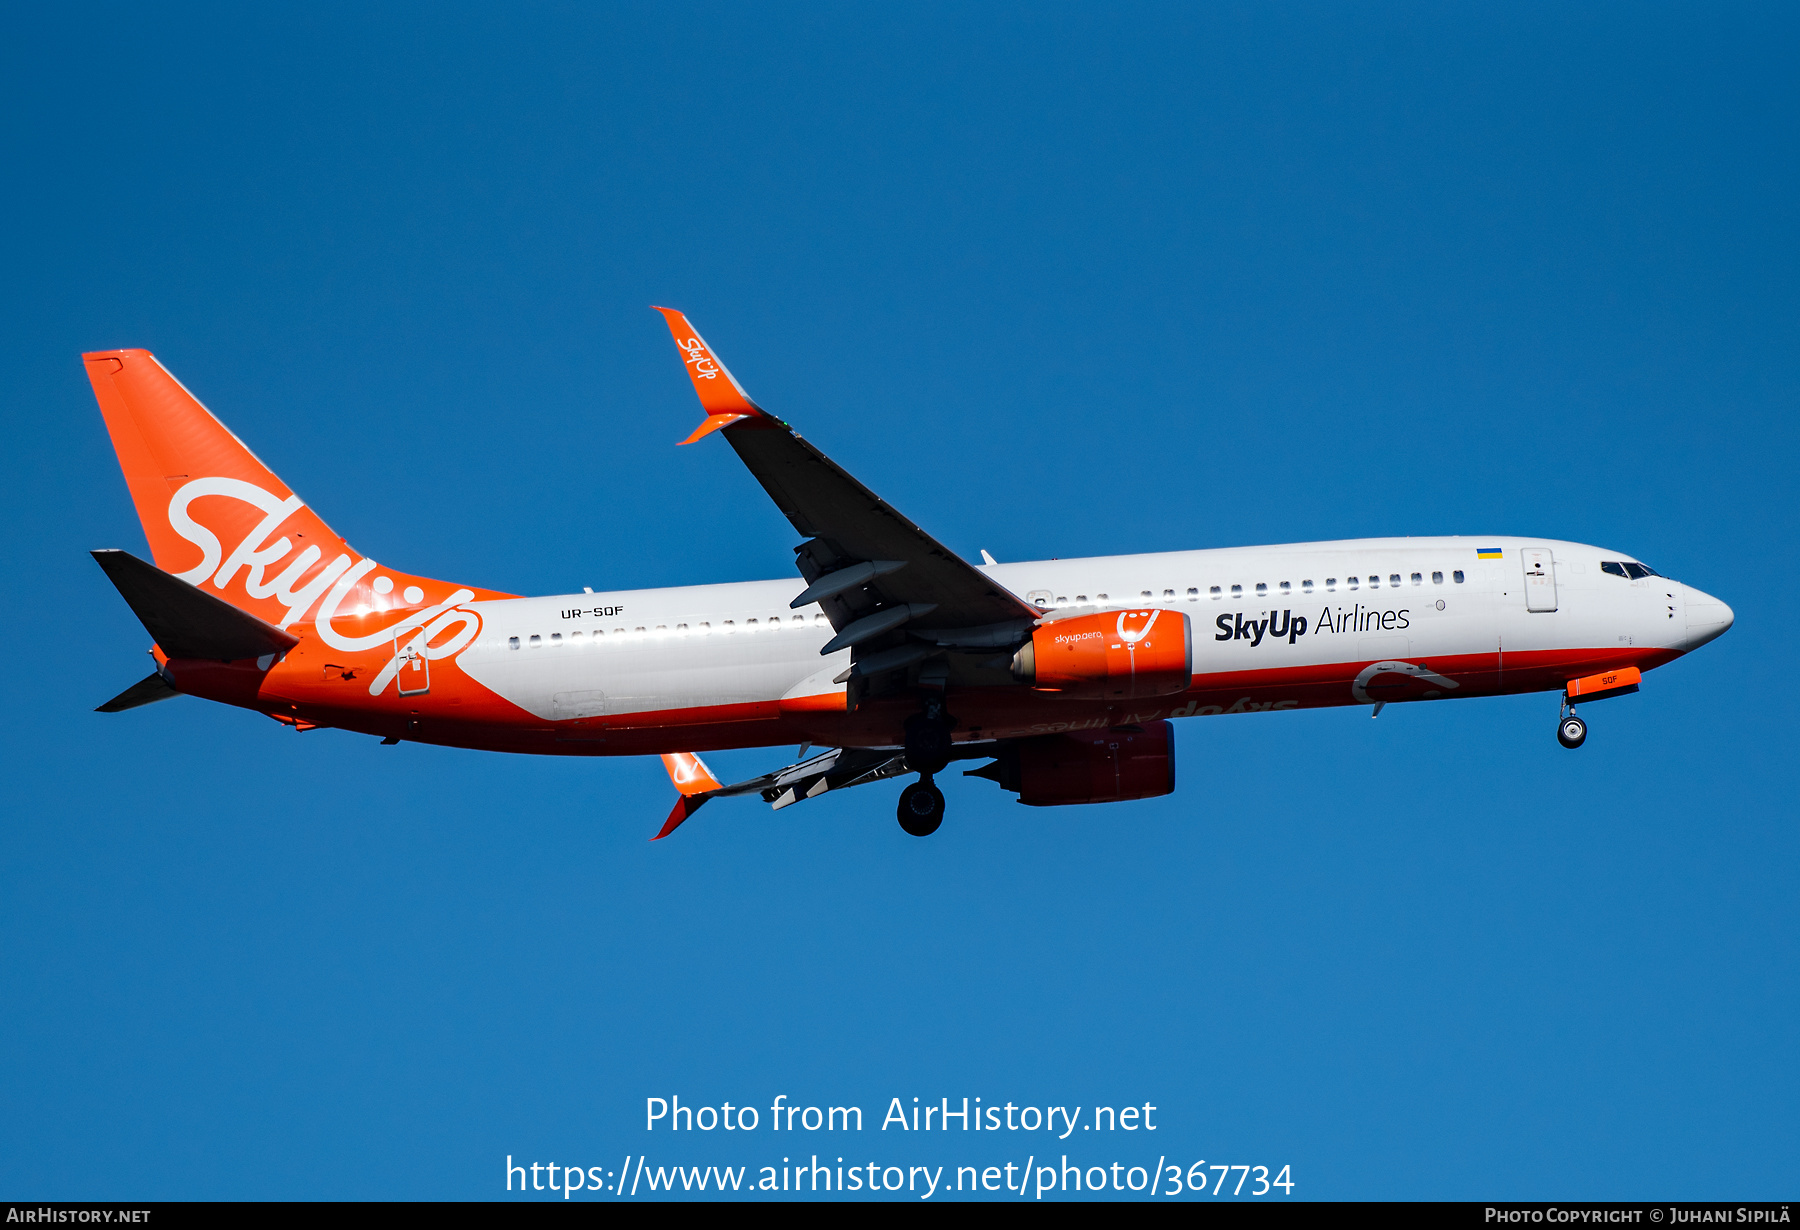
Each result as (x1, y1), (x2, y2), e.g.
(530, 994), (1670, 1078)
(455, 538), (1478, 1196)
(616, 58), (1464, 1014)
(1521, 548), (1557, 612)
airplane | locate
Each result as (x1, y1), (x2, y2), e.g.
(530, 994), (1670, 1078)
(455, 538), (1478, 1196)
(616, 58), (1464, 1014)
(85, 309), (1735, 839)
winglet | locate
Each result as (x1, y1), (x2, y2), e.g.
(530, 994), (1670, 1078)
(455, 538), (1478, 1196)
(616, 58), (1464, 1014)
(651, 307), (771, 443)
(653, 751), (724, 840)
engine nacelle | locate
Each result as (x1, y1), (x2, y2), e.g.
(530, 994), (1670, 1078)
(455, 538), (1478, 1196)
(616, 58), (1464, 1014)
(972, 720), (1177, 806)
(1010, 608), (1192, 699)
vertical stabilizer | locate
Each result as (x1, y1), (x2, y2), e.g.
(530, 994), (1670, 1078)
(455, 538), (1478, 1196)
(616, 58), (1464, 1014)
(83, 350), (509, 636)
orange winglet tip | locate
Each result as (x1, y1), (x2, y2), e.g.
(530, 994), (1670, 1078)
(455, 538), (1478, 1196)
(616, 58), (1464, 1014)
(661, 752), (722, 795)
(653, 793), (709, 841)
(652, 306), (767, 425)
(653, 752), (723, 840)
(680, 412), (751, 445)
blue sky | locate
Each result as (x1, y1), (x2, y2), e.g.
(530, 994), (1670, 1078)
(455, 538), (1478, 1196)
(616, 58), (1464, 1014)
(1, 2), (1794, 1200)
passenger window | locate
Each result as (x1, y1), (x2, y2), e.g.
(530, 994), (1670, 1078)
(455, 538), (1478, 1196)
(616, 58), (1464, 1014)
(1368, 575), (1380, 588)
(1230, 584), (1243, 598)
(1209, 586), (1222, 599)
(1255, 582), (1268, 596)
(655, 625), (667, 632)
(1162, 589), (1174, 599)
(1187, 587), (1199, 600)
(508, 636), (520, 650)
(550, 632), (562, 644)
(746, 618), (758, 626)
(1075, 594), (1088, 604)
(529, 634), (541, 646)
(1141, 590), (1153, 599)
(1054, 596), (1067, 605)
(1348, 577), (1360, 590)
(1601, 561), (1627, 577)
(613, 628), (625, 636)
(1389, 574), (1401, 587)
(1326, 578), (1337, 592)
(814, 613), (826, 623)
(1279, 581), (1291, 593)
(1432, 571), (1443, 584)
(570, 630), (582, 641)
(791, 615), (804, 624)
(1453, 570), (1465, 584)
(676, 623), (688, 632)
(1302, 579), (1314, 593)
(697, 622), (708, 631)
(1410, 573), (1422, 586)
(1097, 593), (1109, 601)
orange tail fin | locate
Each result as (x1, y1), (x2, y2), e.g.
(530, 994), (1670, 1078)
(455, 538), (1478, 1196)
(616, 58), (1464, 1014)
(83, 350), (509, 636)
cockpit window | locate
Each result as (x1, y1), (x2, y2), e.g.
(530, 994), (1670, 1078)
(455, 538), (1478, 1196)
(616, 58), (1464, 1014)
(1601, 561), (1628, 578)
(1623, 563), (1661, 579)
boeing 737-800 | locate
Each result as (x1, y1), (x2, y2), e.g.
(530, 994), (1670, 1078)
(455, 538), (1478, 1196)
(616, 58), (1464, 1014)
(86, 309), (1734, 838)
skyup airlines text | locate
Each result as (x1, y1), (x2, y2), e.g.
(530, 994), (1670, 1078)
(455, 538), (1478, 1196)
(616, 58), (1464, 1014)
(1216, 605), (1410, 645)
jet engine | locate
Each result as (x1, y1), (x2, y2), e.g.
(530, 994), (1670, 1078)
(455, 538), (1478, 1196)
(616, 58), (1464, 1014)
(969, 720), (1176, 807)
(1010, 608), (1192, 699)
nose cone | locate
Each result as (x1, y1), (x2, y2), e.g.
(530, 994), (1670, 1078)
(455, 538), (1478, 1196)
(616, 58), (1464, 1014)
(1683, 584), (1735, 650)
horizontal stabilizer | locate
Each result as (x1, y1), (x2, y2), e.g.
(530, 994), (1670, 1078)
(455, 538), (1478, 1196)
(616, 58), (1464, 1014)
(95, 671), (180, 713)
(92, 549), (300, 661)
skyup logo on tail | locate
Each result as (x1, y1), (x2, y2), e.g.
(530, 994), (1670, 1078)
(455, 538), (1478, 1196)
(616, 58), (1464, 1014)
(164, 477), (480, 695)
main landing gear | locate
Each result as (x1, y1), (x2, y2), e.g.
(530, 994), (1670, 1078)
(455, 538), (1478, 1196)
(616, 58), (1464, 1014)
(898, 696), (955, 836)
(897, 778), (945, 837)
(1557, 710), (1588, 749)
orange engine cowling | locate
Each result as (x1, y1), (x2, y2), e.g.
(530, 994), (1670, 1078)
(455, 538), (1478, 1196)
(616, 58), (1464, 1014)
(970, 721), (1176, 806)
(1011, 608), (1193, 699)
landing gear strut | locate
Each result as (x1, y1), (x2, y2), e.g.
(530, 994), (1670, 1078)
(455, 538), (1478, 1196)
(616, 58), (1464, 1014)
(1557, 710), (1587, 749)
(903, 696), (955, 775)
(898, 696), (955, 835)
(897, 777), (945, 837)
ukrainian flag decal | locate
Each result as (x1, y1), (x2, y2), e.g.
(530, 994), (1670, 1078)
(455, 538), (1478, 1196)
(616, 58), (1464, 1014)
(1476, 547), (1503, 559)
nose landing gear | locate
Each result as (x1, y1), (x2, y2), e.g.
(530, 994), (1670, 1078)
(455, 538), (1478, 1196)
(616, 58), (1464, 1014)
(897, 778), (945, 836)
(1557, 711), (1587, 749)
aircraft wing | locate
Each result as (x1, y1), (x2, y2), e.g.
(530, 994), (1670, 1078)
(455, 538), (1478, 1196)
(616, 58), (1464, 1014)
(654, 309), (1039, 705)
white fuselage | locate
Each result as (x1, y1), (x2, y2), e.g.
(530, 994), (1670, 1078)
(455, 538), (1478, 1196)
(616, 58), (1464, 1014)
(456, 536), (1729, 724)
